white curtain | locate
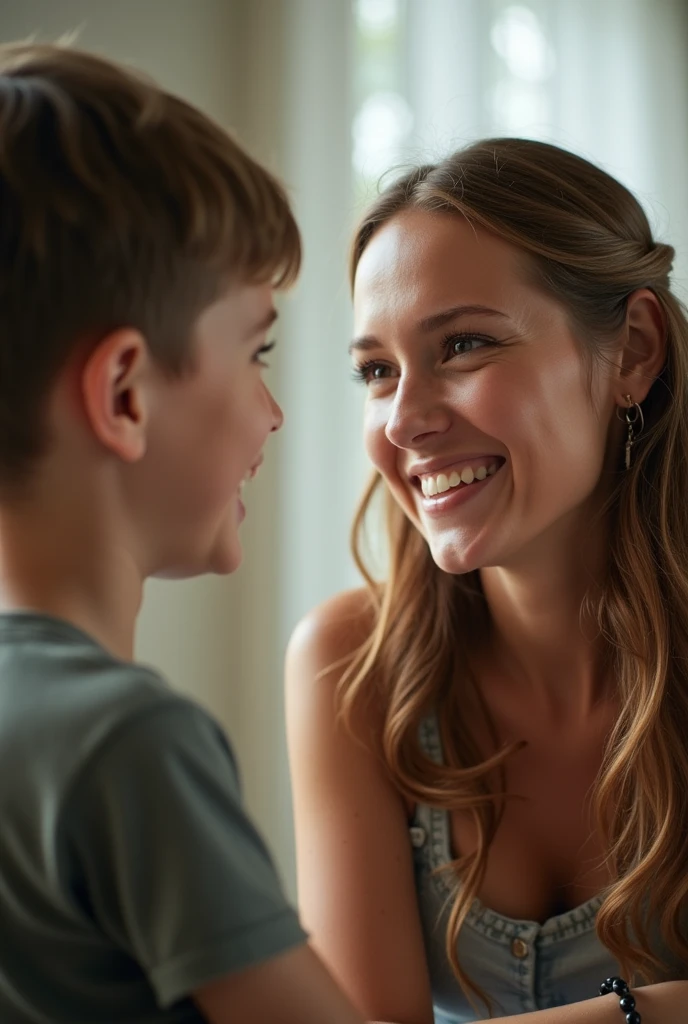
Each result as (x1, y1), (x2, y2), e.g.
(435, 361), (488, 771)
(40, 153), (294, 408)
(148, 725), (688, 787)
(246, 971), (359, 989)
(355, 0), (688, 291)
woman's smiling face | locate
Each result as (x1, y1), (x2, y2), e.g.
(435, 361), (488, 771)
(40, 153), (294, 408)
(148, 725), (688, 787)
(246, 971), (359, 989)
(351, 208), (621, 575)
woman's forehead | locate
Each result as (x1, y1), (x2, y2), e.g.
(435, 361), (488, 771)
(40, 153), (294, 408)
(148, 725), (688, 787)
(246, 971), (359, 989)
(353, 209), (535, 330)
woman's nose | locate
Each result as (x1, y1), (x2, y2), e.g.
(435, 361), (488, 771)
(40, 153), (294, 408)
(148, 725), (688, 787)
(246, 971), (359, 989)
(384, 375), (452, 449)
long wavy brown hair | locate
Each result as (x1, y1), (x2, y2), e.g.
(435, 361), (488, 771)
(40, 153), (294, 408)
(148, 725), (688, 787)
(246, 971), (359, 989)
(339, 138), (688, 1011)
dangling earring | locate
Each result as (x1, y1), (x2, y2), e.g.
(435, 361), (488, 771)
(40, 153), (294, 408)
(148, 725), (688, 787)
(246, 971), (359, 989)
(616, 394), (644, 469)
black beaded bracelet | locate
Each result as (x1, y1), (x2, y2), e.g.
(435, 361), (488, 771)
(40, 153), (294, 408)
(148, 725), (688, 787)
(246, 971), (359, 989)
(599, 977), (641, 1024)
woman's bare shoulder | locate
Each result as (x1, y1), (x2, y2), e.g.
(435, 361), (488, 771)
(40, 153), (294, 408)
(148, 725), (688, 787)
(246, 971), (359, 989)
(287, 586), (378, 674)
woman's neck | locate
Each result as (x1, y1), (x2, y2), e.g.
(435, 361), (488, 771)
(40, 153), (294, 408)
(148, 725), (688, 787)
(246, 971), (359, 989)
(479, 514), (611, 719)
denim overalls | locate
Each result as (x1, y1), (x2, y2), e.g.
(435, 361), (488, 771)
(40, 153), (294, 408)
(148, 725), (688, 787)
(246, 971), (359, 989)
(411, 715), (621, 1021)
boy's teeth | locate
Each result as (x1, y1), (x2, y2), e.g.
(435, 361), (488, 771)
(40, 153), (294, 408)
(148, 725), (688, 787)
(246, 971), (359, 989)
(421, 461), (499, 498)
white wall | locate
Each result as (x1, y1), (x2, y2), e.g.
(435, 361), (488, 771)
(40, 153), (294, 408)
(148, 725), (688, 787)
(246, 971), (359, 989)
(225, 1), (362, 894)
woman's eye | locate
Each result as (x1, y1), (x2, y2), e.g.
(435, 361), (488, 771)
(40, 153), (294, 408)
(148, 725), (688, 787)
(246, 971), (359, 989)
(452, 337), (478, 355)
(351, 361), (394, 385)
(445, 334), (491, 358)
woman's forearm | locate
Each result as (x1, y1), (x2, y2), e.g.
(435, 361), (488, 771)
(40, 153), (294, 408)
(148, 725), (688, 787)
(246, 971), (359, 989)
(372, 979), (688, 1024)
(476, 981), (688, 1024)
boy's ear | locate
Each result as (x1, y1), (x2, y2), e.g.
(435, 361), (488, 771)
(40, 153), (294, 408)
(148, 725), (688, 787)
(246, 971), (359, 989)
(81, 328), (150, 462)
(618, 288), (667, 401)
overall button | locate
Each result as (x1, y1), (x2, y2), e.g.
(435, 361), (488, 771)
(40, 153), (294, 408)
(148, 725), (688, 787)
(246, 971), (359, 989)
(409, 826), (427, 848)
(511, 937), (529, 959)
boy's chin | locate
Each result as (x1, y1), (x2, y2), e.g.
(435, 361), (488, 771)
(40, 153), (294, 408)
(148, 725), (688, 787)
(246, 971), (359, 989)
(153, 537), (243, 580)
(208, 542), (243, 576)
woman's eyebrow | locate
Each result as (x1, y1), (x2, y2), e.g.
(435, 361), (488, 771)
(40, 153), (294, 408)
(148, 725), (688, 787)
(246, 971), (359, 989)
(348, 335), (379, 355)
(349, 304), (509, 354)
(417, 304), (509, 332)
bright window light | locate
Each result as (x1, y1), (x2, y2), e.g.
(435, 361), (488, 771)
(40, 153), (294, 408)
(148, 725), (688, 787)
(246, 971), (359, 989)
(490, 5), (556, 82)
(356, 0), (399, 36)
(353, 90), (414, 178)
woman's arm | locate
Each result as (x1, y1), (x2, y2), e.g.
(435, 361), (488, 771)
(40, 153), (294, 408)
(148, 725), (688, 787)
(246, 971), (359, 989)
(473, 981), (688, 1023)
(372, 980), (688, 1023)
(286, 589), (435, 1024)
(286, 592), (688, 1024)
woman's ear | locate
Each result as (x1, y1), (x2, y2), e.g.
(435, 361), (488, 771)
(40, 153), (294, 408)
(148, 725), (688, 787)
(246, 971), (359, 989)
(81, 328), (150, 462)
(619, 288), (667, 401)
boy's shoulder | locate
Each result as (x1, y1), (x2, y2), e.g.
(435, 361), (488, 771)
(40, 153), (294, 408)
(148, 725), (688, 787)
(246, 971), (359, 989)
(0, 611), (307, 1016)
(0, 611), (221, 801)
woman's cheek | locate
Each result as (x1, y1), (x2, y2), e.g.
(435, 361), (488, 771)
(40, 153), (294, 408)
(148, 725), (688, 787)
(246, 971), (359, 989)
(363, 400), (390, 471)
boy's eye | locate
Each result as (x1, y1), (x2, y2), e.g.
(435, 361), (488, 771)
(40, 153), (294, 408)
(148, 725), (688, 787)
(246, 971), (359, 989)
(254, 340), (276, 366)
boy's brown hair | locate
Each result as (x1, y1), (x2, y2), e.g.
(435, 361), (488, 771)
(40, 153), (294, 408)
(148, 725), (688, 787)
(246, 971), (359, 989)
(0, 42), (301, 492)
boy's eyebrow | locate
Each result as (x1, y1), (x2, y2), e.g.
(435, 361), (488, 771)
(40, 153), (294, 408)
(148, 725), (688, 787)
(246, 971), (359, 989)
(247, 308), (278, 338)
(348, 304), (508, 354)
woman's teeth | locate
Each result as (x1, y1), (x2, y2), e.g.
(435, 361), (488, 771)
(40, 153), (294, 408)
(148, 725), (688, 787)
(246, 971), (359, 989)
(420, 461), (499, 498)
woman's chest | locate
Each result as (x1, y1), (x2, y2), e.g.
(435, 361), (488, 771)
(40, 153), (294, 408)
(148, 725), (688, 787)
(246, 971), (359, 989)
(450, 731), (611, 922)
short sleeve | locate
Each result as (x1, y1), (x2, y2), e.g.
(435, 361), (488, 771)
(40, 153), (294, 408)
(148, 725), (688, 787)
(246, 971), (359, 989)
(63, 700), (307, 1007)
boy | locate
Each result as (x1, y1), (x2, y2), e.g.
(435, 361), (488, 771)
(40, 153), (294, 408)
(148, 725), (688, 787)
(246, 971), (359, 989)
(0, 42), (365, 1024)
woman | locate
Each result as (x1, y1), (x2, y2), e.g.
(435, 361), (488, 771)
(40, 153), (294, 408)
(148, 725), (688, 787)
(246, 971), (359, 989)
(286, 138), (688, 1023)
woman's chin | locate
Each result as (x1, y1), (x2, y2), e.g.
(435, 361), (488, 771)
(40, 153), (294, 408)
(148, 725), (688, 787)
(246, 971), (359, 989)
(428, 535), (492, 576)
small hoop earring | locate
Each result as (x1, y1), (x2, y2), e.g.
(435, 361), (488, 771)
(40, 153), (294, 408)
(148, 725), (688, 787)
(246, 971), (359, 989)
(616, 394), (645, 469)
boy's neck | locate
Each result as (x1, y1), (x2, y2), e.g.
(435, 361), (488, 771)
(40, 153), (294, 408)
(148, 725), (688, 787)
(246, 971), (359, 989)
(0, 492), (143, 662)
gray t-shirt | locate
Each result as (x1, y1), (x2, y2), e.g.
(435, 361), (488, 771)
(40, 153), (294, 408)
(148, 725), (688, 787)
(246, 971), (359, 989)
(0, 613), (306, 1023)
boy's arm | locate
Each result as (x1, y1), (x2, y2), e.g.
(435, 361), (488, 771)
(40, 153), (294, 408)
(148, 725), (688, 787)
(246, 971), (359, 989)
(66, 696), (313, 1011)
(194, 943), (366, 1023)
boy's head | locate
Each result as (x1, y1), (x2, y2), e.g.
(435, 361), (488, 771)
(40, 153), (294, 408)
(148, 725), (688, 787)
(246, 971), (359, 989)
(0, 42), (300, 577)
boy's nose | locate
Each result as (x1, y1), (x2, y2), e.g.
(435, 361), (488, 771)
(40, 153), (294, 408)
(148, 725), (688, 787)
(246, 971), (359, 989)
(267, 385), (284, 433)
